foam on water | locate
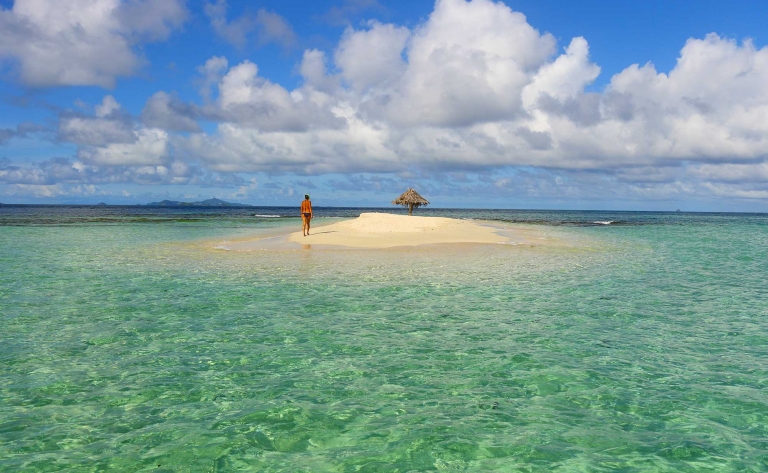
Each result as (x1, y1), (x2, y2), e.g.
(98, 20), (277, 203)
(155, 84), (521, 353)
(1, 207), (767, 471)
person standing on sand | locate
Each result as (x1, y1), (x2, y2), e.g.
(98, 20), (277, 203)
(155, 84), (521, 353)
(301, 194), (313, 236)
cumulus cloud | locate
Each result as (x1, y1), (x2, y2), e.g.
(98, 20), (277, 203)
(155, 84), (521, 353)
(141, 91), (201, 132)
(59, 96), (135, 147)
(182, 117), (399, 174)
(702, 183), (768, 200)
(59, 115), (136, 147)
(0, 0), (187, 87)
(57, 95), (173, 167)
(0, 157), (238, 187)
(384, 0), (556, 127)
(0, 122), (47, 145)
(198, 60), (342, 131)
(95, 95), (121, 118)
(522, 37), (600, 108)
(79, 128), (170, 166)
(118, 0), (188, 42)
(205, 0), (250, 47)
(2, 183), (101, 198)
(688, 162), (768, 183)
(7, 0), (768, 204)
(204, 0), (296, 49)
(196, 56), (229, 100)
(299, 50), (338, 92)
(254, 9), (297, 48)
(169, 0), (768, 203)
(335, 22), (410, 92)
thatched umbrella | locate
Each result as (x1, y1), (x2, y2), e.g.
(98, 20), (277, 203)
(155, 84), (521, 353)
(392, 188), (430, 216)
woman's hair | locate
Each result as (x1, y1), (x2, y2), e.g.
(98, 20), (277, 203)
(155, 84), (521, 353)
(305, 194), (310, 200)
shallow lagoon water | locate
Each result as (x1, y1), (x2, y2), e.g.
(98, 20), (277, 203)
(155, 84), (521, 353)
(1, 206), (767, 471)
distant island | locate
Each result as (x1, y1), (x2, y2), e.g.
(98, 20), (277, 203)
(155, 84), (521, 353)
(144, 198), (252, 207)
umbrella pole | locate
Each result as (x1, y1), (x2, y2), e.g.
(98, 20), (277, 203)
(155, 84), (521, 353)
(408, 203), (413, 216)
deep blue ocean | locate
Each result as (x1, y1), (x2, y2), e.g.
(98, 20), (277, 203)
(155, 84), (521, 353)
(1, 205), (767, 472)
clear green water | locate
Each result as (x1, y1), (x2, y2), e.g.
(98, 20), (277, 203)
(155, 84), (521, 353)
(1, 207), (767, 472)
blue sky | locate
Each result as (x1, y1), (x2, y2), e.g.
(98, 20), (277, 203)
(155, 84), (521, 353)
(1, 0), (768, 210)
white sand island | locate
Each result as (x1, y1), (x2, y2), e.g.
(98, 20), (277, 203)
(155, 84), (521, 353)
(220, 212), (520, 250)
(289, 212), (507, 248)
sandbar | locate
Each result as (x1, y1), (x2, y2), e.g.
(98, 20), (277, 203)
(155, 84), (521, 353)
(290, 212), (507, 248)
(221, 212), (522, 250)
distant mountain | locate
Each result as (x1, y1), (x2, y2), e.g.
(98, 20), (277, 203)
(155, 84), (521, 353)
(144, 198), (252, 207)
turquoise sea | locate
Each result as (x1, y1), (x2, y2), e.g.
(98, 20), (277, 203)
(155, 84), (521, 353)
(1, 205), (767, 472)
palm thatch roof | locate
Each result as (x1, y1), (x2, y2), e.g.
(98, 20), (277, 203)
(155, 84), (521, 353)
(392, 188), (430, 206)
(392, 188), (429, 215)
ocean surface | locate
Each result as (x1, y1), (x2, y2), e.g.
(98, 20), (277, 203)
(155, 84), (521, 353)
(1, 205), (767, 472)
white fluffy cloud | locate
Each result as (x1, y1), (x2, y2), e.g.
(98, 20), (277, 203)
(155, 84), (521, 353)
(141, 92), (201, 132)
(381, 0), (556, 127)
(523, 38), (600, 106)
(196, 56), (230, 99)
(58, 96), (171, 166)
(95, 95), (121, 117)
(59, 116), (136, 147)
(0, 0), (187, 87)
(79, 128), (170, 166)
(59, 96), (135, 147)
(183, 116), (399, 174)
(170, 0), (768, 198)
(7, 0), (768, 203)
(335, 22), (410, 92)
(201, 60), (342, 131)
(58, 95), (135, 147)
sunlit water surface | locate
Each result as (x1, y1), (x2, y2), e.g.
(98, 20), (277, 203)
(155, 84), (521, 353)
(1, 206), (767, 472)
